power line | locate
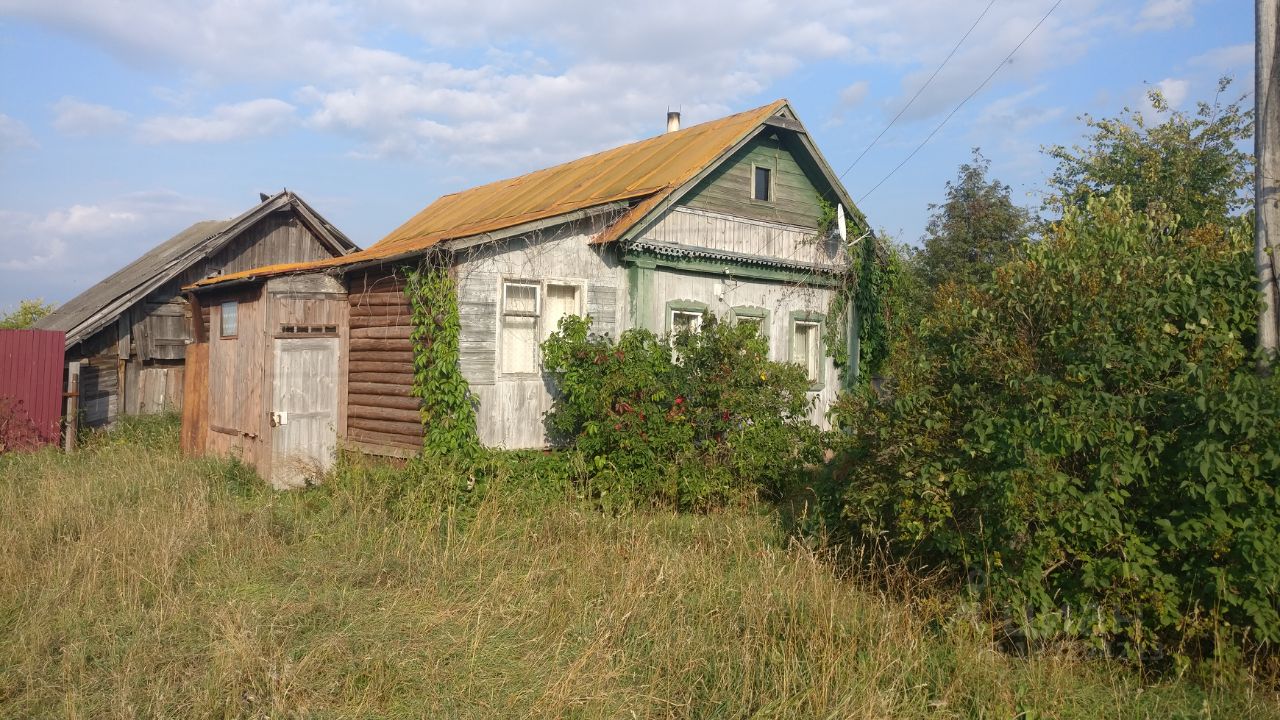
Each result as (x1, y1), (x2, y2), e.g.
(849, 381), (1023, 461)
(838, 0), (998, 180)
(857, 0), (1065, 203)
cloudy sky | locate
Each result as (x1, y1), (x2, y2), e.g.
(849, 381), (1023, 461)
(0, 0), (1254, 310)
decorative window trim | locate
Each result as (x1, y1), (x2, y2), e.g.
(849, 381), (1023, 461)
(789, 310), (826, 391)
(729, 305), (769, 337)
(219, 300), (238, 339)
(665, 299), (709, 334)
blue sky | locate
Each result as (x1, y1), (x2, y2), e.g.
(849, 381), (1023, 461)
(0, 0), (1254, 310)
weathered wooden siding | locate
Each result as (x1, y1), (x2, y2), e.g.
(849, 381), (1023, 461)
(344, 269), (422, 454)
(66, 206), (346, 427)
(684, 134), (826, 228)
(205, 288), (268, 469)
(641, 206), (844, 269)
(270, 336), (340, 489)
(453, 215), (622, 448)
(627, 266), (841, 428)
(181, 342), (208, 454)
(169, 209), (340, 292)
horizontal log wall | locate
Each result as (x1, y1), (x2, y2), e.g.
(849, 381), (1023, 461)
(345, 270), (422, 453)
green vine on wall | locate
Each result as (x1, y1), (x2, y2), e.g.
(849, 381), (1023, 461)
(824, 225), (898, 386)
(405, 263), (480, 459)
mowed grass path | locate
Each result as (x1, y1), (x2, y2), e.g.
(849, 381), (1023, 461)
(1, 419), (1275, 718)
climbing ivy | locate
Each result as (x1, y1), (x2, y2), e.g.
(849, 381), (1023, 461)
(825, 230), (899, 386)
(405, 263), (480, 460)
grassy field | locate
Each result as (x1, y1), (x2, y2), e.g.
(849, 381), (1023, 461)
(1, 418), (1276, 719)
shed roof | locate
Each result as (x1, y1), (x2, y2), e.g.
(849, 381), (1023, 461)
(192, 99), (800, 288)
(36, 191), (357, 347)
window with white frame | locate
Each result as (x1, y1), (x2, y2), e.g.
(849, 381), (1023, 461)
(791, 318), (822, 385)
(500, 280), (582, 374)
(670, 309), (703, 335)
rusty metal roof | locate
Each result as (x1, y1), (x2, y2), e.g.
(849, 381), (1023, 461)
(192, 99), (789, 288)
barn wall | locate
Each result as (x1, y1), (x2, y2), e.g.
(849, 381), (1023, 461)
(168, 208), (341, 292)
(343, 268), (422, 455)
(452, 215), (622, 449)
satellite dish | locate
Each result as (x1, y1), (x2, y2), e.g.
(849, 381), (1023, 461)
(837, 203), (847, 242)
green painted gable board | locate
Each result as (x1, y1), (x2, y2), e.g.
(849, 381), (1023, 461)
(681, 133), (829, 229)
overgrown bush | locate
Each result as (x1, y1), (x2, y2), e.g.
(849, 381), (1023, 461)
(828, 192), (1280, 665)
(542, 314), (822, 510)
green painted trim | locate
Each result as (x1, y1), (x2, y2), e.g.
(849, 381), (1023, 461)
(665, 299), (710, 333)
(621, 250), (840, 287)
(729, 305), (770, 340)
(789, 309), (827, 392)
(627, 263), (656, 330)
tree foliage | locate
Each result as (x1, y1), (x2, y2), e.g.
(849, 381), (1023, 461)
(0, 299), (55, 330)
(1045, 78), (1253, 232)
(829, 192), (1279, 663)
(918, 148), (1031, 289)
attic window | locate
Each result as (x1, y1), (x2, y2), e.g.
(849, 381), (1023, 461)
(752, 165), (772, 201)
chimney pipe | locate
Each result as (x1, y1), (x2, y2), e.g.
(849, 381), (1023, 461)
(666, 110), (681, 133)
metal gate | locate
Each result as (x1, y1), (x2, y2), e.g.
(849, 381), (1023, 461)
(270, 337), (339, 488)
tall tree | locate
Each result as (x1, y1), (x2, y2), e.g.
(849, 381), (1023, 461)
(918, 148), (1030, 289)
(1046, 78), (1253, 233)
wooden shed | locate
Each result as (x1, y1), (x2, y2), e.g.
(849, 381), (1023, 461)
(34, 191), (357, 427)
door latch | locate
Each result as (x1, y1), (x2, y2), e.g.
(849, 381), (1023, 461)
(269, 411), (289, 427)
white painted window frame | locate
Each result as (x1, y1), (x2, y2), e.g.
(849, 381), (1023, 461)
(497, 277), (588, 377)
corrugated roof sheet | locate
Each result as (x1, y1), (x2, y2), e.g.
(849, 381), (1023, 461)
(36, 220), (233, 337)
(193, 99), (788, 288)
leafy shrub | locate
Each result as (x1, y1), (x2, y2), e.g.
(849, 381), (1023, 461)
(828, 192), (1280, 664)
(542, 314), (822, 510)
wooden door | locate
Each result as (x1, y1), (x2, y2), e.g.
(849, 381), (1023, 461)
(270, 337), (339, 488)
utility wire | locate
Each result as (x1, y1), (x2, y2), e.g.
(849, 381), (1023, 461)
(838, 0), (998, 180)
(857, 0), (1065, 202)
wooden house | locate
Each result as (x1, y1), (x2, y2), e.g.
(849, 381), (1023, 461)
(182, 100), (870, 487)
(34, 191), (357, 427)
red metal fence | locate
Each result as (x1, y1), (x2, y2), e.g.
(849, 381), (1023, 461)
(0, 329), (66, 449)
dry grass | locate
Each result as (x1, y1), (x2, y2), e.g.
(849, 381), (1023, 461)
(1, 418), (1276, 719)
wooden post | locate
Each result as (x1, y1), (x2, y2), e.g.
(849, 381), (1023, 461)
(64, 361), (80, 452)
(1258, 0), (1280, 368)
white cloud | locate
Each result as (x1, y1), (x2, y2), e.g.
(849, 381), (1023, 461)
(0, 113), (38, 151)
(52, 97), (130, 135)
(0, 0), (1117, 166)
(1154, 77), (1190, 108)
(1188, 43), (1253, 72)
(840, 81), (870, 108)
(0, 191), (220, 300)
(138, 99), (297, 143)
(1135, 0), (1194, 31)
